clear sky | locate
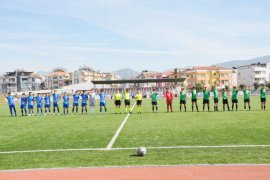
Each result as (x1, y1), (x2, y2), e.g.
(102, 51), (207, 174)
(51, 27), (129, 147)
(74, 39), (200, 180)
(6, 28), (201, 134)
(0, 0), (270, 73)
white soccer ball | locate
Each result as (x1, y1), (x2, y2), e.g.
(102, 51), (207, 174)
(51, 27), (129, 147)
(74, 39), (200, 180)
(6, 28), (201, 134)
(137, 147), (147, 156)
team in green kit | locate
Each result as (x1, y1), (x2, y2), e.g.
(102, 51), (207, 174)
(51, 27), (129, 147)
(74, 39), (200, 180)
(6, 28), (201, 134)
(5, 85), (269, 116)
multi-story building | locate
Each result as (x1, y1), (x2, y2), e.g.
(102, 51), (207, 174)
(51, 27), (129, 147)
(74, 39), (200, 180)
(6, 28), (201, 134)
(185, 66), (233, 89)
(237, 62), (270, 88)
(0, 69), (43, 93)
(46, 68), (72, 89)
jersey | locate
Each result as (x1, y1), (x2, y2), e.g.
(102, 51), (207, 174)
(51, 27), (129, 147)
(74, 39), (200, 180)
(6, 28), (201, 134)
(135, 93), (142, 101)
(81, 94), (88, 104)
(222, 91), (228, 100)
(151, 92), (158, 102)
(180, 91), (187, 101)
(165, 91), (173, 102)
(124, 92), (130, 100)
(21, 97), (27, 105)
(203, 90), (210, 100)
(52, 94), (59, 103)
(114, 93), (122, 101)
(63, 96), (69, 105)
(191, 90), (197, 100)
(7, 96), (15, 106)
(99, 93), (106, 103)
(261, 88), (266, 99)
(27, 96), (34, 106)
(243, 90), (250, 100)
(213, 89), (219, 99)
(73, 94), (80, 104)
(36, 96), (43, 105)
(44, 96), (51, 105)
(232, 89), (239, 100)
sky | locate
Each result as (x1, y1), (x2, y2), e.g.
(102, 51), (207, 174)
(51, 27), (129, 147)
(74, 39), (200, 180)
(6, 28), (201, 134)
(0, 0), (270, 73)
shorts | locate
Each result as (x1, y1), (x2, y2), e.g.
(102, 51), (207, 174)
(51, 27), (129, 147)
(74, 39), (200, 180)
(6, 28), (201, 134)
(244, 99), (250, 103)
(137, 100), (142, 105)
(152, 101), (157, 106)
(203, 99), (209, 104)
(192, 99), (197, 103)
(232, 99), (238, 103)
(53, 102), (59, 107)
(90, 100), (95, 106)
(28, 105), (34, 109)
(125, 100), (130, 106)
(9, 104), (15, 109)
(100, 102), (106, 107)
(180, 100), (186, 105)
(73, 103), (79, 107)
(20, 104), (26, 109)
(115, 100), (121, 106)
(45, 104), (50, 108)
(63, 104), (69, 108)
(37, 104), (42, 109)
(261, 98), (266, 103)
(223, 99), (228, 104)
(82, 102), (87, 107)
(214, 98), (219, 103)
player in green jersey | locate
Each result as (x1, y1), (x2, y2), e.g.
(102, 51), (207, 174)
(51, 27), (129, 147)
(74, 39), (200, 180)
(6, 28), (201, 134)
(243, 86), (251, 111)
(179, 88), (187, 112)
(191, 87), (199, 112)
(222, 88), (230, 111)
(151, 88), (158, 113)
(231, 86), (239, 111)
(202, 87), (210, 112)
(260, 84), (267, 110)
(213, 86), (219, 112)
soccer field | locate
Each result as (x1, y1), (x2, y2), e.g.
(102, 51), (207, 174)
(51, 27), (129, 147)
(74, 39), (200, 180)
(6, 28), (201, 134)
(0, 96), (270, 170)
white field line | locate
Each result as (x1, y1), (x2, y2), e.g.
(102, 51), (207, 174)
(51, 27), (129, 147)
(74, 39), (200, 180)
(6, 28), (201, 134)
(0, 145), (270, 154)
(106, 103), (136, 150)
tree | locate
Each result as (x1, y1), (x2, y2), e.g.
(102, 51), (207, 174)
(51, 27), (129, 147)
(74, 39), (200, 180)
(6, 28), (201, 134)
(253, 82), (260, 90)
(195, 83), (203, 92)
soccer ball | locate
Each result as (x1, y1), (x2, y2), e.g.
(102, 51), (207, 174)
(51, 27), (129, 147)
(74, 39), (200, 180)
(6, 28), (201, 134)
(137, 147), (147, 156)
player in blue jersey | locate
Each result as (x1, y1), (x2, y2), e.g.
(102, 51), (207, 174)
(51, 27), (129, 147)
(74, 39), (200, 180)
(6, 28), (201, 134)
(19, 93), (27, 116)
(62, 92), (70, 115)
(5, 93), (17, 116)
(72, 90), (80, 115)
(99, 89), (107, 113)
(52, 90), (60, 115)
(81, 91), (88, 114)
(36, 93), (43, 116)
(44, 93), (51, 115)
(27, 92), (35, 116)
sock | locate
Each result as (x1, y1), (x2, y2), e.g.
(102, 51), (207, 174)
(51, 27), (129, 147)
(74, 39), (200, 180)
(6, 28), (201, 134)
(192, 106), (194, 112)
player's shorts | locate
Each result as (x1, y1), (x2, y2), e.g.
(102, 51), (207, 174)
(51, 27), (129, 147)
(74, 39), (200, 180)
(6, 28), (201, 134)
(232, 99), (238, 103)
(9, 104), (15, 109)
(20, 104), (26, 109)
(90, 100), (95, 107)
(45, 104), (50, 108)
(63, 104), (69, 108)
(214, 98), (219, 103)
(73, 102), (79, 107)
(244, 99), (250, 103)
(125, 100), (131, 106)
(192, 99), (197, 103)
(152, 101), (157, 106)
(115, 100), (121, 106)
(223, 99), (228, 104)
(137, 100), (142, 105)
(100, 102), (106, 107)
(37, 104), (42, 109)
(53, 102), (59, 107)
(166, 101), (172, 105)
(261, 98), (266, 103)
(28, 105), (34, 109)
(180, 100), (186, 105)
(82, 102), (87, 107)
(203, 99), (209, 104)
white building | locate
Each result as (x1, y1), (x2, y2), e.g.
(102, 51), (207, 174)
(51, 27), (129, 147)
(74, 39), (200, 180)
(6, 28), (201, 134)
(237, 62), (270, 88)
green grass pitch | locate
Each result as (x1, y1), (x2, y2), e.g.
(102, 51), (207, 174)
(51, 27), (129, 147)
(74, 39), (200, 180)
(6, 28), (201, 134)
(0, 96), (270, 170)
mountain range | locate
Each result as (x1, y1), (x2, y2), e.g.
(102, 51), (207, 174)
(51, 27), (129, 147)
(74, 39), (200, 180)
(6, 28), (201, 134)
(111, 68), (140, 79)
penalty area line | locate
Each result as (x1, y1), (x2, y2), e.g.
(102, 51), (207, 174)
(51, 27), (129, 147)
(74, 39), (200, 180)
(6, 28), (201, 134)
(106, 103), (136, 150)
(0, 145), (269, 154)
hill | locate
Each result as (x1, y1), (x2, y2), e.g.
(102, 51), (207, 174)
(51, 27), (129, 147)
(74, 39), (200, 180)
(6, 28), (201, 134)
(112, 68), (140, 79)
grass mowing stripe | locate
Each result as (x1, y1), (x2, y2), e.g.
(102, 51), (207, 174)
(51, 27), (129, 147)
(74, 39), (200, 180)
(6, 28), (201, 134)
(1, 144), (270, 154)
(106, 103), (136, 149)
